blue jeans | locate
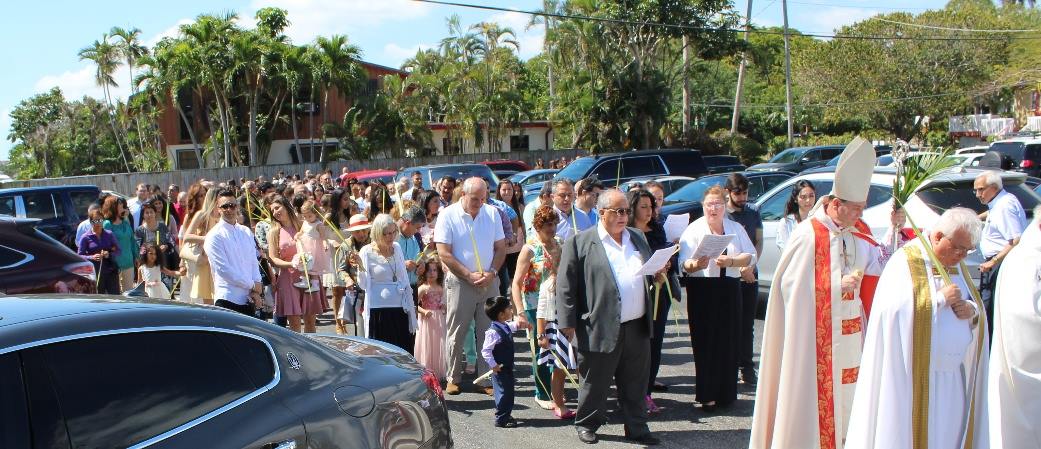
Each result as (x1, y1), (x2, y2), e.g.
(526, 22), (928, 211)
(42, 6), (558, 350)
(493, 366), (516, 425)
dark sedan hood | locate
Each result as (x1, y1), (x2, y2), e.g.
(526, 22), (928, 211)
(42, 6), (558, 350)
(746, 162), (790, 171)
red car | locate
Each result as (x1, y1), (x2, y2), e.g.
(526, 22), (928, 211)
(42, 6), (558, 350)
(0, 217), (96, 294)
(342, 169), (397, 186)
(479, 160), (532, 179)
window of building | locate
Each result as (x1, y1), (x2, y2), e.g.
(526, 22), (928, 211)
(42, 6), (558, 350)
(176, 149), (201, 170)
(442, 138), (463, 155)
(177, 89), (195, 143)
(22, 330), (274, 448)
(510, 135), (530, 151)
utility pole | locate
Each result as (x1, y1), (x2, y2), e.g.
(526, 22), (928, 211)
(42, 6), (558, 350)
(731, 0), (754, 134)
(782, 0), (794, 146)
(682, 35), (691, 139)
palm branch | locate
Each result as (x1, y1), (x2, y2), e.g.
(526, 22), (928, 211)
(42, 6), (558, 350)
(890, 145), (960, 285)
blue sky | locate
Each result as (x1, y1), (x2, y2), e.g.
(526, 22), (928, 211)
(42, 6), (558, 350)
(0, 0), (948, 162)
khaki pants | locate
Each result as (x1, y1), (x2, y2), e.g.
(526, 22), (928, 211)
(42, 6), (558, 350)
(444, 272), (500, 385)
(118, 267), (136, 293)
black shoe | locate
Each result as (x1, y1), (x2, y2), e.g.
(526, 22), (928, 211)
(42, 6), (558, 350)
(495, 418), (518, 428)
(742, 367), (758, 385)
(701, 402), (718, 413)
(624, 432), (660, 446)
(651, 382), (668, 392)
(577, 429), (598, 444)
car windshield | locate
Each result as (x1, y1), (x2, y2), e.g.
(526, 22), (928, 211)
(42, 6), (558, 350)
(557, 157), (595, 181)
(664, 175), (727, 203)
(769, 148), (805, 164)
(429, 166), (500, 186)
(826, 155), (841, 166)
(916, 179), (1040, 218)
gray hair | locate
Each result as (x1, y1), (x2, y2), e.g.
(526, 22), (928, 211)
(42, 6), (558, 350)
(396, 176), (411, 188)
(553, 178), (574, 190)
(461, 177), (487, 194)
(596, 188), (625, 210)
(976, 170), (1002, 190)
(934, 207), (983, 247)
(399, 205), (426, 224)
(369, 213), (398, 243)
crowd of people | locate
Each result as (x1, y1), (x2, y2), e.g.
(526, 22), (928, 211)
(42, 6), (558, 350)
(69, 149), (1041, 447)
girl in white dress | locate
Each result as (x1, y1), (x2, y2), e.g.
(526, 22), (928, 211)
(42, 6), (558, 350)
(139, 244), (178, 299)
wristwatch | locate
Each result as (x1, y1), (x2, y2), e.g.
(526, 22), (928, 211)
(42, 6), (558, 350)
(489, 268), (498, 276)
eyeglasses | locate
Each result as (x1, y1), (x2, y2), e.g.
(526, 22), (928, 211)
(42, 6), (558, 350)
(555, 192), (574, 199)
(942, 236), (976, 255)
(90, 219), (103, 224)
(703, 202), (725, 209)
(602, 207), (630, 216)
(219, 203), (238, 210)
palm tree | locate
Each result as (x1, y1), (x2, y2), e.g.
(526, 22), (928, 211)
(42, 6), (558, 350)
(137, 41), (204, 167)
(313, 35), (364, 162)
(79, 37), (131, 172)
(180, 12), (239, 166)
(110, 26), (150, 155)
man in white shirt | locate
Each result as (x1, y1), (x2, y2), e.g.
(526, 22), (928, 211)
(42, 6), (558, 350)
(204, 188), (263, 316)
(974, 170), (1026, 329)
(435, 177), (507, 396)
(551, 179), (578, 241)
(556, 189), (663, 446)
(127, 183), (150, 228)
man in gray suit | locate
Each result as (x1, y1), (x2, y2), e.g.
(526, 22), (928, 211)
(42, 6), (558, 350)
(557, 189), (662, 445)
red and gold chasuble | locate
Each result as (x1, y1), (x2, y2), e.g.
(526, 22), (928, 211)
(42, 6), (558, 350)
(811, 218), (880, 449)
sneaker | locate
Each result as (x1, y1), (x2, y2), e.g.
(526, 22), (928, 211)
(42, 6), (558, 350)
(645, 395), (661, 414)
(494, 418), (518, 428)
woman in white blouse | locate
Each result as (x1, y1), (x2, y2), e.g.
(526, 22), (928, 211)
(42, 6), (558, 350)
(775, 180), (817, 251)
(358, 213), (418, 354)
(679, 185), (757, 412)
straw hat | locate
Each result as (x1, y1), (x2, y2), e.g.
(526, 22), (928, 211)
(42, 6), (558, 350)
(345, 214), (372, 232)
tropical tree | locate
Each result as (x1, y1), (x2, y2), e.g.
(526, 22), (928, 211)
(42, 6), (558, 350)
(312, 35), (365, 162)
(79, 37), (132, 171)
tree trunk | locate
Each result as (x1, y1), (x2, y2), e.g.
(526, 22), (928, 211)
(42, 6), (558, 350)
(308, 84), (315, 163)
(104, 85), (132, 172)
(248, 87), (259, 166)
(683, 35), (692, 139)
(290, 91), (302, 163)
(176, 104), (202, 168)
(321, 87), (330, 163)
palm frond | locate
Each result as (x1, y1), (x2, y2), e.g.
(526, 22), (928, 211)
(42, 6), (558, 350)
(891, 150), (959, 209)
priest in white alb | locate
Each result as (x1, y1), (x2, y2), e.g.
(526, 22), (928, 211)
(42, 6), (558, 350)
(988, 208), (1041, 449)
(751, 137), (883, 449)
(845, 207), (989, 449)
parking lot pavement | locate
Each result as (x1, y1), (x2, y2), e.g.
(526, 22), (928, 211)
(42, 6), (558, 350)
(315, 312), (764, 448)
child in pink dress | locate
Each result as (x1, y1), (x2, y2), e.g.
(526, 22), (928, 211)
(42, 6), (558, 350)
(295, 200), (334, 293)
(415, 260), (447, 380)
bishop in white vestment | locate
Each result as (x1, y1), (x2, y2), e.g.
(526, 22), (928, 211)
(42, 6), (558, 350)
(751, 137), (883, 449)
(846, 208), (989, 449)
(989, 212), (1041, 449)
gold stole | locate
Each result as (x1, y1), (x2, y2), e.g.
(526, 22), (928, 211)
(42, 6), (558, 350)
(904, 246), (986, 449)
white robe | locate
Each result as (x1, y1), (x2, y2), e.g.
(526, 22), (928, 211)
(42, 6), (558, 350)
(989, 219), (1041, 449)
(846, 240), (989, 449)
(751, 211), (883, 449)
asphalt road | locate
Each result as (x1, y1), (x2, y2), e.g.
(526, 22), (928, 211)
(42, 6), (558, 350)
(317, 307), (764, 448)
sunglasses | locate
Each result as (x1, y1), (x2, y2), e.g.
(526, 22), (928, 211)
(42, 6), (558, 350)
(219, 203), (238, 210)
(90, 219), (104, 224)
(602, 207), (630, 216)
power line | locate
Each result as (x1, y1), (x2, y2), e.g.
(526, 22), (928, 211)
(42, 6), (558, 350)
(787, 1), (932, 11)
(692, 86), (1009, 109)
(412, 0), (1041, 41)
(876, 17), (1039, 33)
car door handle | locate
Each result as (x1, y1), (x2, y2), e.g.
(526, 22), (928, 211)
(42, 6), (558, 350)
(263, 440), (297, 449)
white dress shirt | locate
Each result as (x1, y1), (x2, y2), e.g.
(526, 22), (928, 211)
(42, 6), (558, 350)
(433, 202), (505, 273)
(981, 189), (1026, 258)
(597, 225), (646, 323)
(678, 216), (757, 278)
(204, 220), (262, 305)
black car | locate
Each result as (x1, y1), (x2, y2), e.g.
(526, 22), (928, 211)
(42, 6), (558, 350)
(555, 149), (709, 187)
(659, 171), (796, 223)
(988, 137), (1041, 178)
(0, 217), (96, 294)
(702, 155), (747, 174)
(0, 185), (100, 250)
(398, 163), (500, 190)
(746, 145), (844, 173)
(0, 295), (453, 449)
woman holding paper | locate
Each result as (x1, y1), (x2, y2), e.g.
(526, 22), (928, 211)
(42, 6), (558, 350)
(678, 185), (757, 412)
(628, 188), (680, 414)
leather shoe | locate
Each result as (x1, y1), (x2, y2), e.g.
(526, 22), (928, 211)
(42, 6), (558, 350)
(577, 429), (598, 444)
(624, 432), (660, 446)
(445, 383), (461, 395)
(651, 382), (668, 392)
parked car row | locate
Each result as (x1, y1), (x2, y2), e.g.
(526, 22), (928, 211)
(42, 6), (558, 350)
(0, 185), (100, 249)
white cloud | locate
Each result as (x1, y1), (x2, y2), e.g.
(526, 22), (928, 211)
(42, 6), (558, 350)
(806, 7), (879, 34)
(249, 0), (432, 46)
(383, 43), (435, 62)
(147, 18), (193, 47)
(34, 64), (132, 103)
(485, 11), (544, 59)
